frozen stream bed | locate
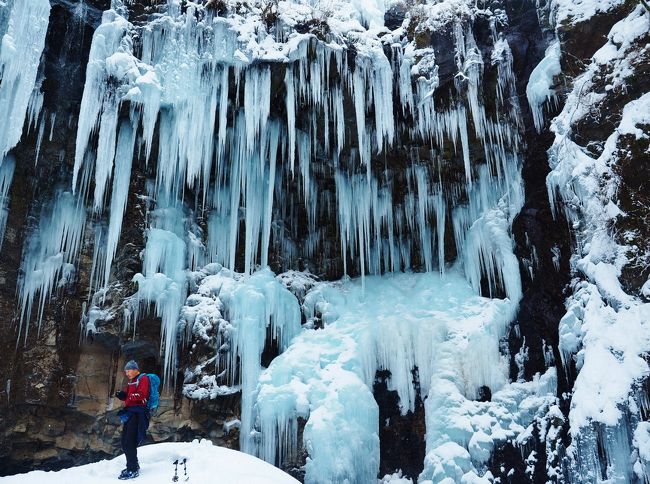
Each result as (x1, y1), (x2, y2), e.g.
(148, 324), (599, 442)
(182, 267), (557, 482)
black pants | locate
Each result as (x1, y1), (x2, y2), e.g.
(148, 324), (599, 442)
(121, 412), (140, 471)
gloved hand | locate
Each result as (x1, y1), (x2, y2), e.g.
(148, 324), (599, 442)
(115, 390), (127, 400)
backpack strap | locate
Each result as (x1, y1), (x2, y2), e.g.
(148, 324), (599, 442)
(135, 373), (150, 400)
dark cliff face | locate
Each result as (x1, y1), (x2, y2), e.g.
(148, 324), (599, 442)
(0, 0), (647, 481)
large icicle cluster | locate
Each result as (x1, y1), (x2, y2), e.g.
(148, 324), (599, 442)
(0, 0), (50, 161)
(180, 265), (301, 454)
(249, 271), (555, 483)
(63, 0), (526, 385)
(543, 4), (650, 482)
(526, 40), (561, 133)
(18, 190), (87, 341)
(71, 0), (523, 279)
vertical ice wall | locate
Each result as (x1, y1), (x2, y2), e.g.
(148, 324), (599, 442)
(249, 270), (554, 484)
(0, 0), (50, 160)
(130, 188), (190, 384)
(70, 4), (524, 295)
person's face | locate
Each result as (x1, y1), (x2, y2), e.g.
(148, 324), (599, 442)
(125, 369), (139, 380)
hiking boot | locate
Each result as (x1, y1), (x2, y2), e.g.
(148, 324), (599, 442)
(118, 469), (139, 480)
(118, 466), (139, 475)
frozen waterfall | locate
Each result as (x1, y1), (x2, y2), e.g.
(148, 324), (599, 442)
(1, 0), (558, 482)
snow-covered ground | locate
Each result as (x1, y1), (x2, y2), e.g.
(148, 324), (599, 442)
(0, 440), (299, 484)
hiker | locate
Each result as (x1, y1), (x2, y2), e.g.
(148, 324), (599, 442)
(115, 360), (150, 480)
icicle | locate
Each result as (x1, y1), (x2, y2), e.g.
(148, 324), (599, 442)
(414, 165), (434, 272)
(0, 0), (50, 159)
(131, 190), (189, 384)
(244, 67), (271, 155)
(261, 123), (279, 268)
(18, 190), (87, 342)
(457, 161), (524, 305)
(73, 10), (130, 192)
(285, 66), (296, 173)
(434, 188), (446, 273)
(92, 91), (119, 212)
(0, 154), (16, 252)
(102, 120), (136, 287)
(352, 66), (367, 164)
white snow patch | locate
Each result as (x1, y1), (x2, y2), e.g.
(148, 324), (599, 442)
(549, 0), (626, 26)
(0, 440), (299, 484)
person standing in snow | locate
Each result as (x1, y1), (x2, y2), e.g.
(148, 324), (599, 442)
(115, 360), (150, 480)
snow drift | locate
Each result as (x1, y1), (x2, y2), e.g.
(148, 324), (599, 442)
(0, 440), (299, 484)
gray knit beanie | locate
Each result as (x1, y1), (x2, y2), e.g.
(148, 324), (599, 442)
(124, 360), (139, 371)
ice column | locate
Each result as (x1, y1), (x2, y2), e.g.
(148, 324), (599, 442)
(102, 120), (136, 287)
(72, 10), (130, 193)
(0, 154), (15, 252)
(526, 41), (561, 133)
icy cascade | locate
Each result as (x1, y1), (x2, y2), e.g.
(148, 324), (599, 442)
(50, 2), (532, 479)
(71, 3), (523, 286)
(17, 190), (87, 342)
(545, 5), (650, 482)
(526, 40), (561, 133)
(56, 1), (529, 394)
(180, 266), (301, 455)
(129, 188), (190, 384)
(246, 271), (555, 483)
(0, 0), (50, 160)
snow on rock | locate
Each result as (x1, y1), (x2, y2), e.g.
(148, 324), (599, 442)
(634, 422), (650, 480)
(545, 4), (650, 482)
(381, 470), (414, 483)
(179, 266), (301, 455)
(642, 278), (650, 300)
(0, 440), (299, 484)
(548, 0), (627, 26)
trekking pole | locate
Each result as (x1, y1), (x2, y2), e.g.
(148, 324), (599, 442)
(173, 459), (179, 482)
(183, 458), (188, 481)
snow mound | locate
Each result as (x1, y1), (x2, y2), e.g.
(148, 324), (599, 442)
(0, 440), (300, 484)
